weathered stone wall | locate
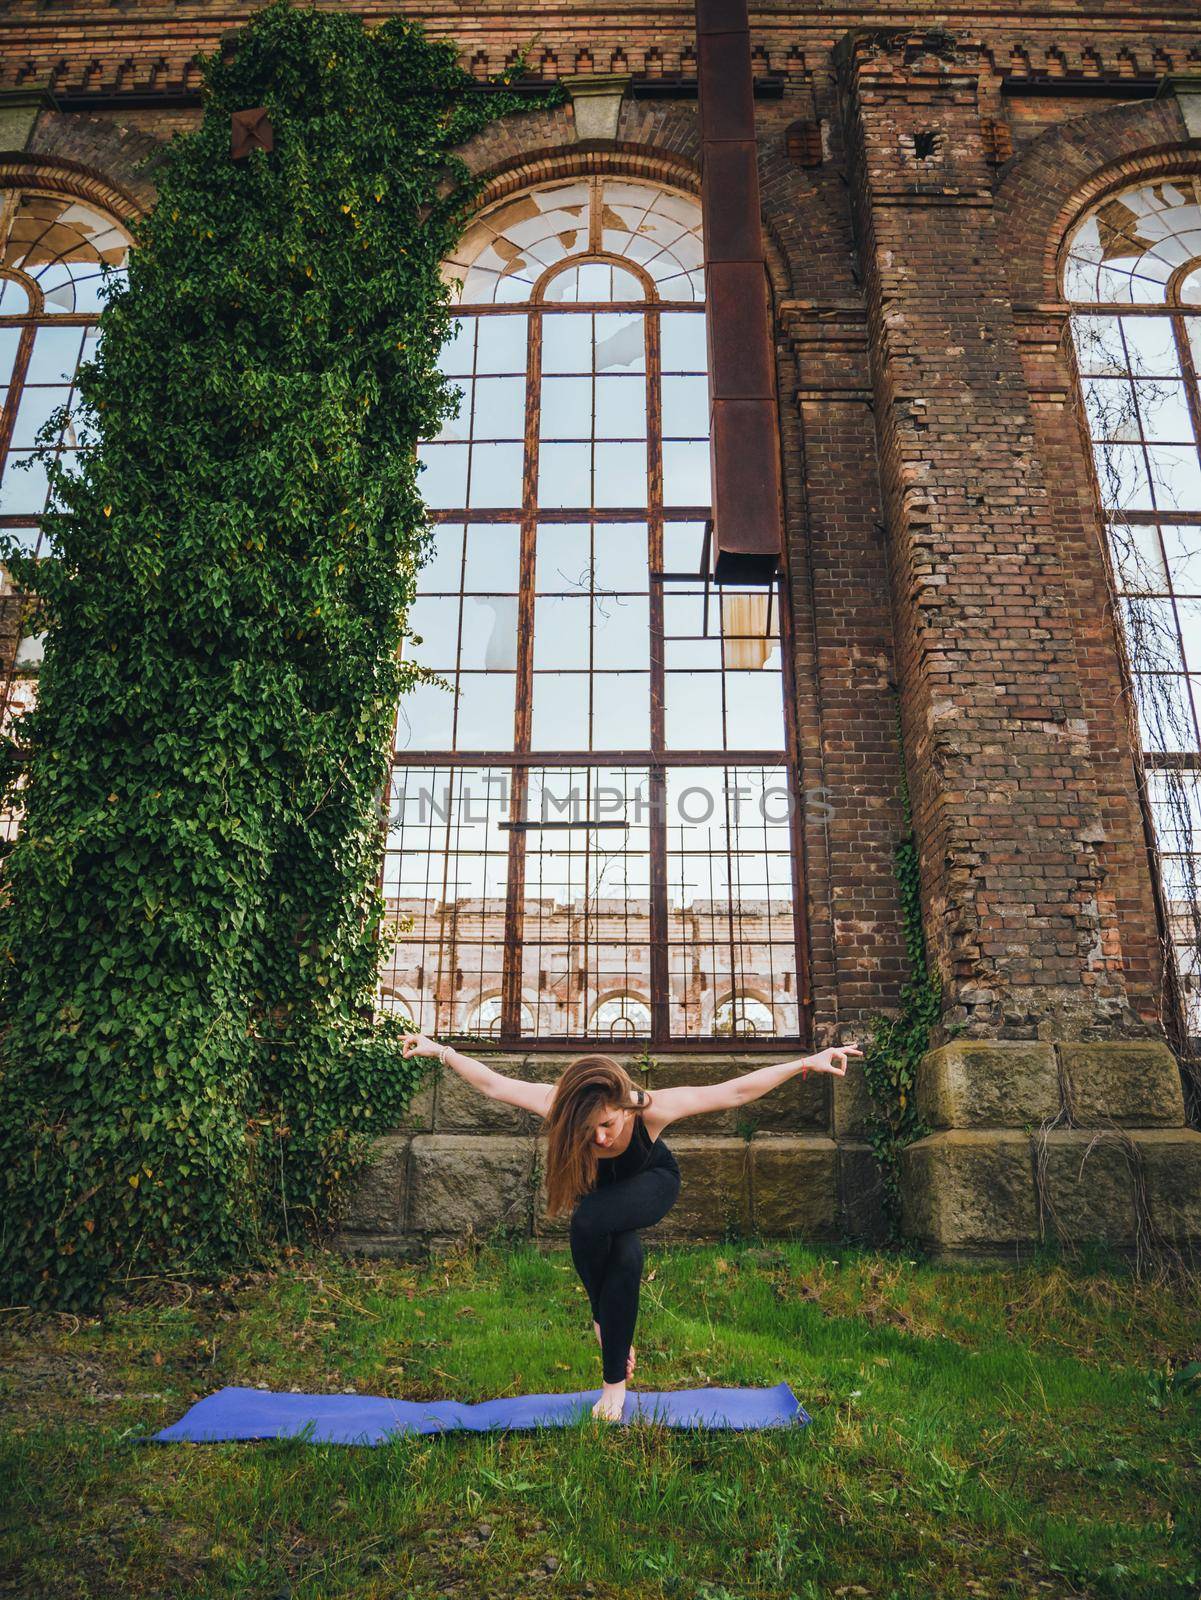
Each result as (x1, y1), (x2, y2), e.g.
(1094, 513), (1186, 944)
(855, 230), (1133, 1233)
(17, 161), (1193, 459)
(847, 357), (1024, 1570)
(901, 1038), (1200, 1255)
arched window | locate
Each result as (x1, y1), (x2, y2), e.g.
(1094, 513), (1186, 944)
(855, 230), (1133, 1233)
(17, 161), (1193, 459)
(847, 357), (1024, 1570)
(589, 993), (653, 1037)
(378, 988), (414, 1025)
(0, 188), (131, 835)
(713, 995), (774, 1037)
(465, 996), (534, 1037)
(379, 176), (803, 1044)
(0, 190), (130, 577)
(1065, 175), (1201, 1041)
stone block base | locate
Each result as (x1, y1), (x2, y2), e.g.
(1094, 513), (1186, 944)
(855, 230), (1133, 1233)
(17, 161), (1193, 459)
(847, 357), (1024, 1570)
(901, 1125), (1201, 1258)
(917, 1041), (1060, 1129)
(900, 1130), (1038, 1254)
(1058, 1042), (1187, 1127)
(917, 1037), (1187, 1132)
(329, 1038), (1200, 1261)
(334, 1129), (866, 1256)
(837, 1141), (892, 1244)
(903, 1035), (1199, 1258)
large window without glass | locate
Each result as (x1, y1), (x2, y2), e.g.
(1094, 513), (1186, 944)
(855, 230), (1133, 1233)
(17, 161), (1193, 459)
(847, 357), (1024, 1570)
(379, 177), (806, 1044)
(0, 189), (131, 836)
(1065, 175), (1201, 1043)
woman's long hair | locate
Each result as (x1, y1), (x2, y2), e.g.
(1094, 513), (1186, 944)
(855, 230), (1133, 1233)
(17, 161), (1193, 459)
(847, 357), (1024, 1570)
(542, 1055), (650, 1218)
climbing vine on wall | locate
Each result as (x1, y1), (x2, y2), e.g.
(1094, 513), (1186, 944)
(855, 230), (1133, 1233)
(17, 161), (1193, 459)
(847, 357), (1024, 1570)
(860, 695), (943, 1237)
(0, 0), (562, 1308)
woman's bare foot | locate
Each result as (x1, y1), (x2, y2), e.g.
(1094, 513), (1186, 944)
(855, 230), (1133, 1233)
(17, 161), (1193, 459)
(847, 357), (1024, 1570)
(594, 1320), (635, 1379)
(591, 1380), (626, 1421)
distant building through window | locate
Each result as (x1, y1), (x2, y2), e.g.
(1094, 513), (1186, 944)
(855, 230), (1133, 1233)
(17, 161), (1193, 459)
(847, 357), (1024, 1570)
(466, 996), (534, 1037)
(713, 996), (774, 1037)
(589, 994), (653, 1036)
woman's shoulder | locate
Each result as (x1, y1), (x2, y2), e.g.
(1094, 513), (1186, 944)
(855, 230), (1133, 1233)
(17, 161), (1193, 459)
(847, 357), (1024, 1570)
(637, 1104), (669, 1146)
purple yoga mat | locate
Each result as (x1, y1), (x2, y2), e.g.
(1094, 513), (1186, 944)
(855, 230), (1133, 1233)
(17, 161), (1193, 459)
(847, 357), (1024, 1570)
(152, 1381), (810, 1443)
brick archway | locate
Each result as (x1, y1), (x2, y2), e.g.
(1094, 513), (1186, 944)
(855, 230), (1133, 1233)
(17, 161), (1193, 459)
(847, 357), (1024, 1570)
(993, 96), (1194, 305)
(454, 124), (795, 303)
(0, 154), (145, 228)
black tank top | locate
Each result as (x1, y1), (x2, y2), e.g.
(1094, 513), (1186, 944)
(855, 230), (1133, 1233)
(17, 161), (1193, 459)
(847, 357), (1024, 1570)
(594, 1111), (657, 1186)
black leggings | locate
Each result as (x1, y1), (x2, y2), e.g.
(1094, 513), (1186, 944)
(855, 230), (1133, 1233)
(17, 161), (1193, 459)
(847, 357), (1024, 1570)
(569, 1153), (681, 1384)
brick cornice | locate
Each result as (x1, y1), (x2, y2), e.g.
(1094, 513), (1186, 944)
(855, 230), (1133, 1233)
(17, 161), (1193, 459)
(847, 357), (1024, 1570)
(833, 25), (991, 89)
(2, 10), (1200, 107)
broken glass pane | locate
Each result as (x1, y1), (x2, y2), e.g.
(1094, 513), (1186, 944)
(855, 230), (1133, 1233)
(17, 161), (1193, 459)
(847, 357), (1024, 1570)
(532, 672), (590, 749)
(593, 314), (645, 373)
(460, 596), (519, 671)
(475, 313), (528, 373)
(463, 523), (520, 593)
(456, 671), (516, 747)
(538, 442), (591, 508)
(416, 441), (468, 509)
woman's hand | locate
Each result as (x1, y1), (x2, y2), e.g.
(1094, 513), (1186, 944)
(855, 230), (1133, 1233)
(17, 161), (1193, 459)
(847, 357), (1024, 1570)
(802, 1043), (863, 1077)
(401, 1031), (444, 1061)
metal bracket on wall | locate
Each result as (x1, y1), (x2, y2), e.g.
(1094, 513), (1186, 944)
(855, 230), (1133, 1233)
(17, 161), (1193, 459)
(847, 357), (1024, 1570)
(651, 519), (776, 639)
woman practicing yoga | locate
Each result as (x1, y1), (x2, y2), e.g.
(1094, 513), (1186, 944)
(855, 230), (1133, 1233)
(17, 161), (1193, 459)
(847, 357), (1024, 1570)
(399, 1033), (863, 1420)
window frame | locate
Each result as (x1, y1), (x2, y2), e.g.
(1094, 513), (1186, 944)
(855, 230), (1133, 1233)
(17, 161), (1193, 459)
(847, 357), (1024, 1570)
(0, 184), (132, 738)
(1064, 174), (1201, 1049)
(385, 176), (810, 1049)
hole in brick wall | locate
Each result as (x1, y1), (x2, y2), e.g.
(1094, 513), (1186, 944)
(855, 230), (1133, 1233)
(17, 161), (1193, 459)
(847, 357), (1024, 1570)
(913, 129), (939, 159)
(784, 119), (823, 166)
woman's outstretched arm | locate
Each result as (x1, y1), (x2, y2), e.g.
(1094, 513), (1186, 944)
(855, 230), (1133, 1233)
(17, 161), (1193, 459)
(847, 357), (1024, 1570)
(646, 1044), (863, 1132)
(400, 1031), (554, 1118)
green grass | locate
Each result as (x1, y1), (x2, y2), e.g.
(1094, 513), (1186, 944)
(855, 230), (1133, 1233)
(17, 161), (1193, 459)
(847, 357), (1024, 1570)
(2, 1237), (1199, 1599)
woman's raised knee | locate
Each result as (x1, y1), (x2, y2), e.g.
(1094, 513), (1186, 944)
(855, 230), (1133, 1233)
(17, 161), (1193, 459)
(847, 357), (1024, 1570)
(569, 1202), (608, 1242)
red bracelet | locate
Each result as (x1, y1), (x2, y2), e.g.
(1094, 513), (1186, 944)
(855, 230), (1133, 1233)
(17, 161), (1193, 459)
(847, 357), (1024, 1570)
(801, 1061), (809, 1079)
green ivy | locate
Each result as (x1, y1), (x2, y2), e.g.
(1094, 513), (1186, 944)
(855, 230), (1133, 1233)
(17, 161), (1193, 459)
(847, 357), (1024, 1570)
(859, 694), (944, 1238)
(0, 0), (562, 1309)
